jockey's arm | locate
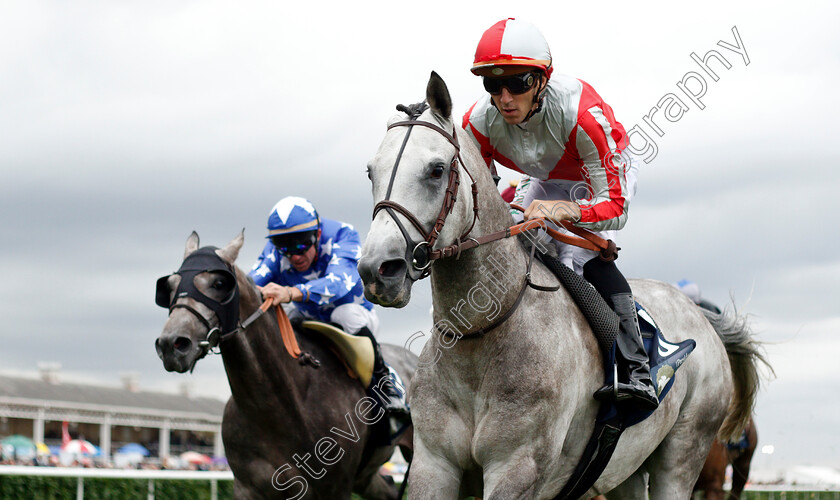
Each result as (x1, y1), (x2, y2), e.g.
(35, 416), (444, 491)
(570, 107), (630, 232)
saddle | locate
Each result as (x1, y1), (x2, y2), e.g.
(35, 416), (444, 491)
(534, 251), (695, 413)
(535, 251), (695, 500)
(298, 321), (376, 386)
(300, 320), (410, 447)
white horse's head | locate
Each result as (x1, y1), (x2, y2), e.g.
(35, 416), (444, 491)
(359, 72), (484, 307)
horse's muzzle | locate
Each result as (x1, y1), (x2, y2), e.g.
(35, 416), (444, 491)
(155, 334), (196, 373)
(358, 256), (411, 308)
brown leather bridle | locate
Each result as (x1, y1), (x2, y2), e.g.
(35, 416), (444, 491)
(372, 116), (479, 280)
(371, 111), (618, 283)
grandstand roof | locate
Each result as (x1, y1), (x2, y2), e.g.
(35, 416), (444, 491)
(0, 374), (224, 420)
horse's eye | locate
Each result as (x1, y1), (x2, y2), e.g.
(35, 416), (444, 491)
(430, 164), (445, 179)
(212, 278), (228, 290)
(366, 167), (372, 181)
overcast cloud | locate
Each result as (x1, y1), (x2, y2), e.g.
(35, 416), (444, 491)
(1, 0), (838, 471)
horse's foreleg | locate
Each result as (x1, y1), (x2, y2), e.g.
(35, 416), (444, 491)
(728, 450), (755, 500)
(603, 470), (647, 500)
(397, 425), (414, 463)
(232, 479), (263, 500)
(481, 453), (537, 500)
(647, 421), (718, 500)
(406, 436), (463, 500)
(406, 454), (463, 500)
(359, 473), (400, 500)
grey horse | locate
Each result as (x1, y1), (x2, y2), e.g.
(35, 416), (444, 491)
(156, 231), (416, 499)
(358, 72), (765, 499)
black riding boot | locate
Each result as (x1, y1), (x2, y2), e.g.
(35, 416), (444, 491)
(356, 328), (410, 421)
(593, 292), (659, 411)
(583, 258), (659, 412)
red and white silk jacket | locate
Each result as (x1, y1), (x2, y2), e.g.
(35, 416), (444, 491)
(462, 74), (631, 231)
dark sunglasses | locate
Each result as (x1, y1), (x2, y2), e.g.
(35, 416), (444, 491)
(483, 72), (539, 95)
(271, 234), (317, 257)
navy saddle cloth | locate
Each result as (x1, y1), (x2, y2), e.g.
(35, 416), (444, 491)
(598, 302), (696, 427)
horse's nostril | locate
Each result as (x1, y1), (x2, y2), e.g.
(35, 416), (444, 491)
(378, 259), (406, 278)
(174, 337), (192, 353)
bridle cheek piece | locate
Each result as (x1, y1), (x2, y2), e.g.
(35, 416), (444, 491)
(372, 115), (479, 280)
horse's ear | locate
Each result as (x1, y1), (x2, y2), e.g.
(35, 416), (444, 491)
(426, 71), (452, 120)
(217, 229), (245, 263)
(184, 231), (200, 259)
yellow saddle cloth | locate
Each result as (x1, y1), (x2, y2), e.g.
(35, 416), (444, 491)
(301, 321), (374, 387)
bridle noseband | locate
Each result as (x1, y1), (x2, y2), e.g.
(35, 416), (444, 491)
(372, 105), (479, 280)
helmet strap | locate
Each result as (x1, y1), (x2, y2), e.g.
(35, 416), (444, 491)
(521, 74), (548, 123)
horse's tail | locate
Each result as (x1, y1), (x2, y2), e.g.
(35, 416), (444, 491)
(702, 306), (773, 442)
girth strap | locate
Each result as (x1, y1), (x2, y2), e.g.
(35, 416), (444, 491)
(551, 418), (624, 500)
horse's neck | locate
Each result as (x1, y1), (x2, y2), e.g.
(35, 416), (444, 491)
(221, 286), (307, 421)
(430, 180), (531, 335)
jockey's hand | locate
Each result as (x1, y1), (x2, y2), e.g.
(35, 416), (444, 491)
(524, 199), (581, 225)
(257, 283), (303, 306)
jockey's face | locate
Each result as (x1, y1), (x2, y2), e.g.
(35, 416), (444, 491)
(289, 243), (318, 272)
(487, 67), (545, 124)
(274, 229), (320, 272)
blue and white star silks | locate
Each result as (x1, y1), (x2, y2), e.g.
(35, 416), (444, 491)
(303, 269), (321, 281)
(342, 272), (355, 291)
(249, 218), (375, 323)
(352, 291), (367, 305)
(321, 238), (333, 256)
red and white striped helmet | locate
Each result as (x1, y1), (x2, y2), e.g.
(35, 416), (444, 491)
(472, 18), (553, 78)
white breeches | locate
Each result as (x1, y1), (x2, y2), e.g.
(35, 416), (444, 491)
(286, 303), (380, 335)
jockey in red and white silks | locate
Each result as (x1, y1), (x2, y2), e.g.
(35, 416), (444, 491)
(464, 18), (658, 411)
(463, 74), (639, 274)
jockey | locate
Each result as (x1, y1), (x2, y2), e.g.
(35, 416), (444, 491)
(463, 18), (658, 411)
(675, 279), (722, 314)
(249, 196), (409, 419)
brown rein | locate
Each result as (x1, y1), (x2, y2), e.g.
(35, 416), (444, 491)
(371, 111), (620, 342)
(373, 115), (617, 276)
(429, 204), (618, 263)
(273, 300), (320, 366)
(233, 297), (320, 366)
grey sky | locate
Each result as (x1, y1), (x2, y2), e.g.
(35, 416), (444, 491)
(1, 0), (838, 470)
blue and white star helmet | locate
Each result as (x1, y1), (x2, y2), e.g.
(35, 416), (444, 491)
(266, 197), (321, 237)
(675, 279), (701, 305)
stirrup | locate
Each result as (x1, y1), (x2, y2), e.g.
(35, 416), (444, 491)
(594, 362), (620, 401)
